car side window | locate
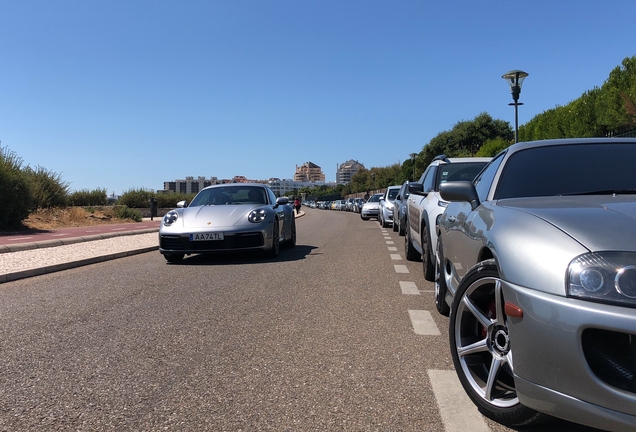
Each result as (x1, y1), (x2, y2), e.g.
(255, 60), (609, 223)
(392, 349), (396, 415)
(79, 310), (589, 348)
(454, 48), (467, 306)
(267, 188), (277, 205)
(474, 152), (505, 202)
(421, 166), (437, 192)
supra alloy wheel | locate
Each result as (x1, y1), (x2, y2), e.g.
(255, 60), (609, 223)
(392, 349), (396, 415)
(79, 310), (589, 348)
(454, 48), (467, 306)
(449, 260), (544, 427)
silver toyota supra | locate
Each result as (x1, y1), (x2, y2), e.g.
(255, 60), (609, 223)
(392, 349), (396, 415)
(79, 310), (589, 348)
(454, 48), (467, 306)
(159, 183), (295, 262)
(436, 138), (636, 431)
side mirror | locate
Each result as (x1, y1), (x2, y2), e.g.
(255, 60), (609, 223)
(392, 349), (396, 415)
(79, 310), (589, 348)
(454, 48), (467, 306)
(177, 200), (187, 208)
(439, 181), (480, 210)
(408, 183), (425, 196)
(275, 197), (289, 208)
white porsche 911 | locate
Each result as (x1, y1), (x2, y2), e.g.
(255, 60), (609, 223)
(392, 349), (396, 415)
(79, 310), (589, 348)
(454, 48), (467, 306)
(159, 183), (296, 262)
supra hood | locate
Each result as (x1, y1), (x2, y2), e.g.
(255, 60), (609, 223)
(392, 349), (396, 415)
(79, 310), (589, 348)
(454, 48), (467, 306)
(500, 196), (636, 252)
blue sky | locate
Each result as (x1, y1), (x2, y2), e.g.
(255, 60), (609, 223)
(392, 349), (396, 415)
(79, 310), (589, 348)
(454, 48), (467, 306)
(1, 1), (634, 195)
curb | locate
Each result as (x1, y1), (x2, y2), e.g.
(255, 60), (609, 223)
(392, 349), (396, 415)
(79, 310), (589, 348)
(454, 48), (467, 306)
(0, 245), (159, 284)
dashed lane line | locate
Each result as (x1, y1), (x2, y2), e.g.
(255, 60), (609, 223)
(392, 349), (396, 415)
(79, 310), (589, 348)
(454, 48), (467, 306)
(408, 310), (440, 335)
(388, 247), (398, 251)
(399, 281), (420, 295)
(394, 264), (409, 273)
(390, 254), (402, 260)
(428, 370), (490, 432)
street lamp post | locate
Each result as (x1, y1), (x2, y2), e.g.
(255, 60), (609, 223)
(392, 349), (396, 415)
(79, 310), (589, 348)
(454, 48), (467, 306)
(409, 153), (417, 181)
(502, 70), (528, 143)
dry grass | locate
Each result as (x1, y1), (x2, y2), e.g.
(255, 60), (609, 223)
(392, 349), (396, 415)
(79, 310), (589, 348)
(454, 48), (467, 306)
(22, 207), (138, 230)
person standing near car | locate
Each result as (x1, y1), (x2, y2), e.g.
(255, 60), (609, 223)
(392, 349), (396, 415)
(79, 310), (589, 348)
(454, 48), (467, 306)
(293, 197), (301, 214)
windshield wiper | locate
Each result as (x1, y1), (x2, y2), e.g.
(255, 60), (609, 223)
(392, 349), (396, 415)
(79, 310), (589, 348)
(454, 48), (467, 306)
(560, 189), (636, 196)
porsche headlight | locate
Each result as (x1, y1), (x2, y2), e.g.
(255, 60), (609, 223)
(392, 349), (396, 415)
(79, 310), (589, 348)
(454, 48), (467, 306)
(163, 210), (179, 226)
(568, 252), (636, 307)
(248, 209), (267, 223)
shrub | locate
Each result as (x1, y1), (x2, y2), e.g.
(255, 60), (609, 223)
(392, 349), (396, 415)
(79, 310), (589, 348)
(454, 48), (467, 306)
(117, 188), (155, 208)
(111, 205), (142, 222)
(68, 188), (108, 206)
(23, 165), (70, 209)
(0, 146), (33, 229)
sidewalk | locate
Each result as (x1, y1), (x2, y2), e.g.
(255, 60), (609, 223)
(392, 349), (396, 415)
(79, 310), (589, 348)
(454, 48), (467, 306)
(0, 212), (304, 284)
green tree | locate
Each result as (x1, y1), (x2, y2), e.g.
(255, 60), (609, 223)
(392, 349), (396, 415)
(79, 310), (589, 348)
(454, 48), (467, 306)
(420, 112), (513, 166)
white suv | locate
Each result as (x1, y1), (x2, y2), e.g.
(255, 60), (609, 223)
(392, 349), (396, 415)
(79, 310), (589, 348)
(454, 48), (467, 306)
(404, 155), (491, 281)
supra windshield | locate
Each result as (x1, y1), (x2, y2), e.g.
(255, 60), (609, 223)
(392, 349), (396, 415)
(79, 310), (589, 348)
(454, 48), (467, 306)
(495, 142), (636, 199)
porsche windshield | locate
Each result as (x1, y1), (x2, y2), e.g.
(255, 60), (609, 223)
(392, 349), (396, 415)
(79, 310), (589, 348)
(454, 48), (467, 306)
(190, 186), (268, 206)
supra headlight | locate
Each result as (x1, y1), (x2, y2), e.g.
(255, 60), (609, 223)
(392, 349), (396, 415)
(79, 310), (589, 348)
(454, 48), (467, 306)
(568, 252), (636, 307)
(163, 210), (179, 226)
(248, 209), (267, 223)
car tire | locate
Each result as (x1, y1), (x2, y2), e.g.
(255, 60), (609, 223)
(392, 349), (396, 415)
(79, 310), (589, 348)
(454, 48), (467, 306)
(398, 218), (406, 236)
(266, 219), (280, 258)
(164, 253), (184, 263)
(434, 238), (450, 316)
(422, 225), (435, 281)
(404, 227), (421, 261)
(381, 212), (390, 228)
(449, 259), (546, 428)
(392, 216), (399, 232)
(284, 218), (296, 248)
(361, 215), (369, 221)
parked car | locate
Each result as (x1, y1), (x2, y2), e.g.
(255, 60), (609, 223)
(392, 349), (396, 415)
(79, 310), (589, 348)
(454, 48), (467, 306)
(360, 193), (383, 220)
(392, 181), (411, 235)
(345, 198), (355, 212)
(435, 138), (636, 430)
(159, 183), (295, 262)
(353, 197), (365, 213)
(405, 155), (491, 281)
(378, 185), (401, 228)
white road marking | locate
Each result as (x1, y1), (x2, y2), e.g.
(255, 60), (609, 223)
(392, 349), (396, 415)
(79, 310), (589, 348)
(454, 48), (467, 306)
(428, 370), (490, 432)
(51, 234), (68, 237)
(6, 237), (33, 241)
(408, 310), (440, 335)
(388, 247), (398, 251)
(394, 265), (409, 273)
(400, 281), (420, 295)
(390, 254), (402, 260)
(386, 241), (395, 245)
(110, 228), (126, 231)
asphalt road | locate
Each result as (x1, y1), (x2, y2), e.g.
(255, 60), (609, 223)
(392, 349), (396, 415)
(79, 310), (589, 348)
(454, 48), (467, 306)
(0, 208), (603, 431)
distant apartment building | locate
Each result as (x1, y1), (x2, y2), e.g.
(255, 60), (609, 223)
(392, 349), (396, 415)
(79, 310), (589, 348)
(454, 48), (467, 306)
(267, 178), (335, 197)
(294, 161), (326, 182)
(163, 176), (223, 194)
(162, 176), (266, 194)
(336, 159), (365, 184)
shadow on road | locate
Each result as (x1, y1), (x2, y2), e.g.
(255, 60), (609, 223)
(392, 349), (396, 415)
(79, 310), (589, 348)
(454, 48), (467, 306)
(168, 244), (319, 266)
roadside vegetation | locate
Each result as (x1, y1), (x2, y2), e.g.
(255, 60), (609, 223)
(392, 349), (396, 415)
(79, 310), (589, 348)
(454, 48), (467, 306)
(1, 57), (634, 229)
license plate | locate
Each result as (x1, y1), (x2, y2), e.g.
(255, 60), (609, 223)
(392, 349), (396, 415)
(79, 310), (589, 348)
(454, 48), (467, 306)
(190, 232), (224, 241)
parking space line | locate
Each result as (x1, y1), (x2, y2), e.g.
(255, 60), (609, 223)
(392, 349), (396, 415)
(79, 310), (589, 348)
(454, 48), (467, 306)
(386, 241), (395, 245)
(390, 254), (402, 260)
(394, 264), (409, 273)
(428, 370), (490, 432)
(388, 246), (398, 251)
(400, 281), (420, 295)
(408, 310), (440, 335)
